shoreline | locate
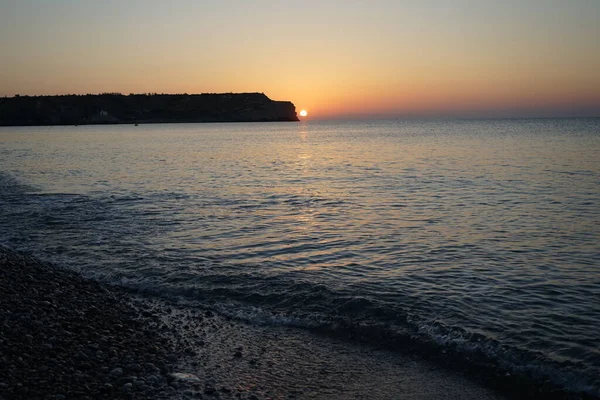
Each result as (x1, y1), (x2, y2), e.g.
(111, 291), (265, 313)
(0, 246), (591, 399)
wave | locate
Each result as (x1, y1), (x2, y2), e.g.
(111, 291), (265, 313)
(0, 172), (38, 195)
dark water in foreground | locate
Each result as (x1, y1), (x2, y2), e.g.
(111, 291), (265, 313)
(1, 119), (599, 395)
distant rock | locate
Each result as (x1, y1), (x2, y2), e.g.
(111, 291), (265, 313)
(0, 92), (299, 126)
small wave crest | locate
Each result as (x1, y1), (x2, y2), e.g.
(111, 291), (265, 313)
(0, 171), (38, 195)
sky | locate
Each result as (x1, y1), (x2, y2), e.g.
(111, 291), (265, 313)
(1, 0), (599, 119)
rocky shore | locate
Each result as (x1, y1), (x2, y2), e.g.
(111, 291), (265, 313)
(1, 246), (512, 400)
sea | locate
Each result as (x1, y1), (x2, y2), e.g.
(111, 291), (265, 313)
(1, 119), (599, 396)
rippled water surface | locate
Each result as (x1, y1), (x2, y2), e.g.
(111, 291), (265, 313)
(1, 119), (599, 394)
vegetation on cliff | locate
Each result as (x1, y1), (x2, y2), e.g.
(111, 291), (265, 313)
(0, 92), (299, 126)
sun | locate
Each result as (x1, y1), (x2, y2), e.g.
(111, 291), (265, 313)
(299, 109), (308, 117)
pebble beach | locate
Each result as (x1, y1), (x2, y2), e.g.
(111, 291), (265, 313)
(0, 247), (189, 398)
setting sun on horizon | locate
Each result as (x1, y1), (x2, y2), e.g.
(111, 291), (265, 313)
(299, 110), (308, 117)
(1, 1), (598, 118)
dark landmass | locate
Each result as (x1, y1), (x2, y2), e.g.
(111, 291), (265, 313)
(0, 93), (299, 126)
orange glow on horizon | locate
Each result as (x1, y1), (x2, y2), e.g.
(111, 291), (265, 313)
(1, 2), (598, 118)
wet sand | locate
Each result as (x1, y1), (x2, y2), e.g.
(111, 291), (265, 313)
(151, 298), (508, 400)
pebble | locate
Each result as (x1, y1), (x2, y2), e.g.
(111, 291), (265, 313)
(145, 362), (158, 371)
(170, 372), (203, 383)
(204, 386), (216, 395)
(167, 354), (177, 363)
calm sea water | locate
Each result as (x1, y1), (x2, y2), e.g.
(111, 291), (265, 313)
(1, 119), (599, 394)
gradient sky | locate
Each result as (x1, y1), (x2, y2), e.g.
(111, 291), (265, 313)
(1, 0), (599, 118)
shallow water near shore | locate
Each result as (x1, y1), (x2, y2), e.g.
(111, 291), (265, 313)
(143, 295), (506, 399)
(1, 118), (599, 396)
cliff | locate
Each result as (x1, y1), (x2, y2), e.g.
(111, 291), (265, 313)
(0, 93), (299, 126)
